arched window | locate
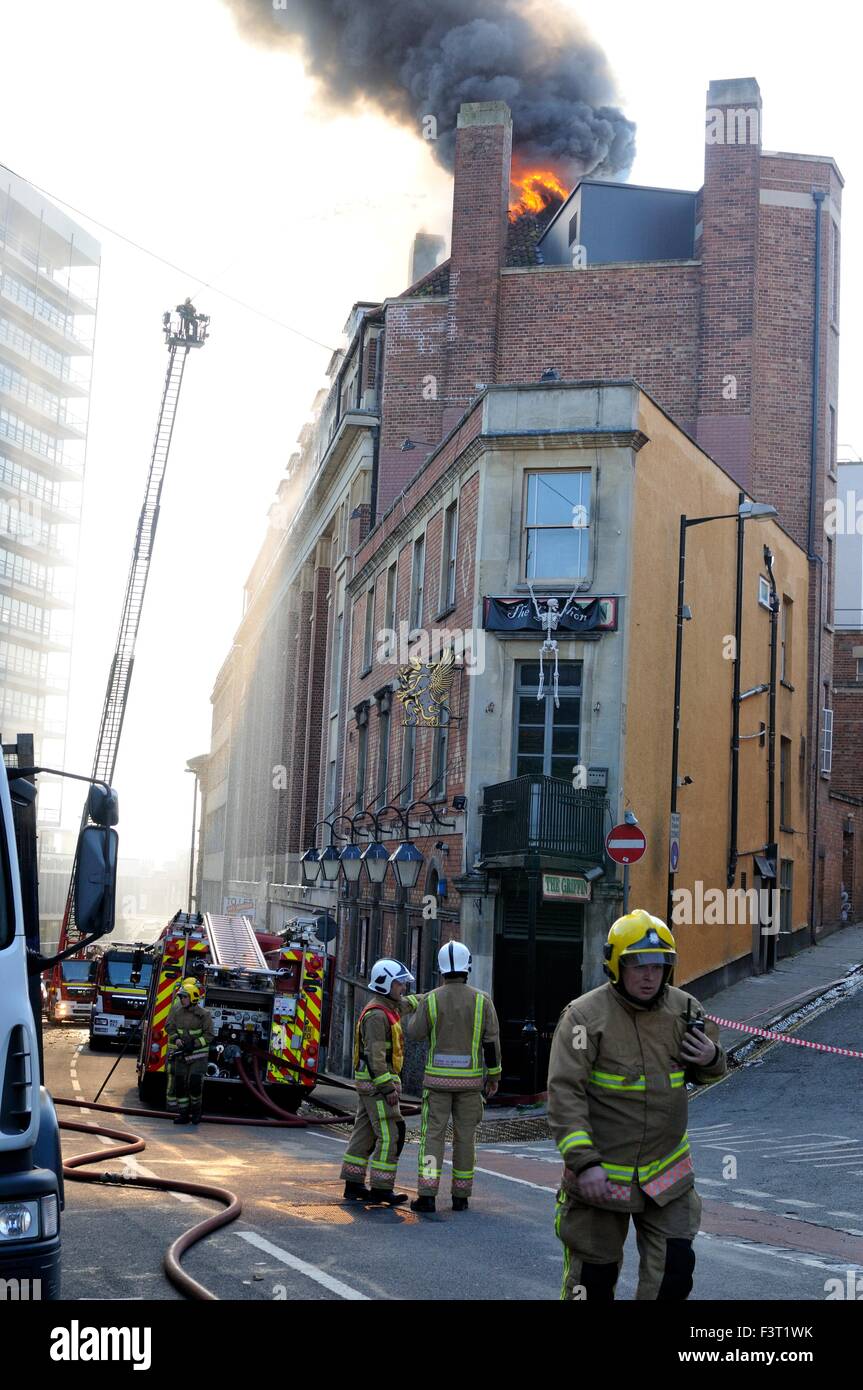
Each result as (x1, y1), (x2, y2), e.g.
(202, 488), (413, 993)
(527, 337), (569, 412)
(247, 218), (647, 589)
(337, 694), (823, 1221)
(409, 865), (442, 992)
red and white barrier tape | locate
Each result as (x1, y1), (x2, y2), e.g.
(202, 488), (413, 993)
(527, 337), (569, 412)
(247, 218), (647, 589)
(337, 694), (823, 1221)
(706, 1014), (863, 1060)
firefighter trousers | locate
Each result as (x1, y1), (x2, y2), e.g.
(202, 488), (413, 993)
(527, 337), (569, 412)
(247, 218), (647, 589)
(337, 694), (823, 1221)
(555, 1186), (702, 1301)
(417, 1087), (484, 1196)
(171, 1056), (207, 1121)
(340, 1091), (406, 1191)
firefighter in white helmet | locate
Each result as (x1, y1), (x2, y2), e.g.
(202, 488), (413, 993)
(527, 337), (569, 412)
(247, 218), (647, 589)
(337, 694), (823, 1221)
(340, 958), (415, 1205)
(402, 939), (502, 1213)
(547, 910), (726, 1300)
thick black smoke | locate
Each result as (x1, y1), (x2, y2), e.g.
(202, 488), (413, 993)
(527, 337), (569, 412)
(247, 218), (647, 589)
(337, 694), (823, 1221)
(223, 0), (635, 182)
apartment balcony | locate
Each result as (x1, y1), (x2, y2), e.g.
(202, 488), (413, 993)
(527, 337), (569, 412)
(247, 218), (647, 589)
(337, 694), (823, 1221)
(0, 225), (98, 314)
(0, 278), (93, 356)
(0, 461), (80, 524)
(0, 424), (83, 482)
(0, 376), (87, 439)
(479, 776), (606, 868)
(0, 314), (91, 396)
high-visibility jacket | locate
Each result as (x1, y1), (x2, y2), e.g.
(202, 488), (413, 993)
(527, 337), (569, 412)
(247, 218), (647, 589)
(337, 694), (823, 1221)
(165, 1001), (214, 1062)
(547, 981), (726, 1211)
(404, 980), (502, 1091)
(353, 1001), (404, 1095)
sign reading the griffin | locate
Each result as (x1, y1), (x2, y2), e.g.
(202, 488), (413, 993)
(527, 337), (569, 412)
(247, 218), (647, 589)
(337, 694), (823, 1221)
(482, 596), (617, 633)
(396, 648), (456, 726)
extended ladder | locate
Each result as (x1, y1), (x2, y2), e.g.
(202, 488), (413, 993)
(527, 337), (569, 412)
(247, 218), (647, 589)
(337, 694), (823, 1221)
(59, 306), (209, 946)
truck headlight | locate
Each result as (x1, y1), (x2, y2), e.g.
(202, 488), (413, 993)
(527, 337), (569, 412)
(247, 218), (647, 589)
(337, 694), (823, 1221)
(41, 1195), (59, 1238)
(0, 1201), (39, 1240)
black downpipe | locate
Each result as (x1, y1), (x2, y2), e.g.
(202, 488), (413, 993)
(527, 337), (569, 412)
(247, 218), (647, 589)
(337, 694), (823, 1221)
(764, 547), (779, 969)
(808, 190), (826, 945)
(727, 492), (746, 887)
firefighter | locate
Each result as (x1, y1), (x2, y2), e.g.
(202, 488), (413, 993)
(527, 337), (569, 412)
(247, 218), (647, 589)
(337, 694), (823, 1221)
(340, 958), (415, 1205)
(403, 940), (502, 1214)
(165, 976), (214, 1126)
(547, 910), (726, 1300)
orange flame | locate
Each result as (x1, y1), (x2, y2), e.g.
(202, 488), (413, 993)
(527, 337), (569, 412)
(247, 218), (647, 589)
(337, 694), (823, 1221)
(509, 166), (568, 220)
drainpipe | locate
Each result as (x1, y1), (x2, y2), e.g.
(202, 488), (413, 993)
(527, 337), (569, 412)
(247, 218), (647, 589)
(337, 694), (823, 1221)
(727, 491), (746, 886)
(764, 546), (779, 968)
(808, 190), (826, 945)
(369, 331), (385, 527)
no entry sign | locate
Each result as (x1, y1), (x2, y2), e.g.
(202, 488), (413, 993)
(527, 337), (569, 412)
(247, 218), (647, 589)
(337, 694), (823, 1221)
(606, 823), (647, 865)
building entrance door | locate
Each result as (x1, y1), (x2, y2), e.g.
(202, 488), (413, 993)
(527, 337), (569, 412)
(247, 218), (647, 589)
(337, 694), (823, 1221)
(493, 885), (583, 1094)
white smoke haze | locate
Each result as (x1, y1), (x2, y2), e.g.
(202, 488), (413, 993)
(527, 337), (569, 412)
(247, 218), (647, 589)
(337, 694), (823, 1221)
(223, 0), (636, 182)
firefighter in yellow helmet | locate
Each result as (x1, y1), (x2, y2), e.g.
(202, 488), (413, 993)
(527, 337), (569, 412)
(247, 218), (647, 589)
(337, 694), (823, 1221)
(547, 910), (726, 1300)
(165, 976), (214, 1126)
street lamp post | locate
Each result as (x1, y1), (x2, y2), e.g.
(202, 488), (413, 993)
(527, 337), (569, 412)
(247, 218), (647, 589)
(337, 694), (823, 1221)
(667, 498), (778, 925)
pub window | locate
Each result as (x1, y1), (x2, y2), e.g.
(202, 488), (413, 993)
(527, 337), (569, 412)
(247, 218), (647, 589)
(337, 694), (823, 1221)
(524, 471), (590, 581)
(513, 661), (582, 782)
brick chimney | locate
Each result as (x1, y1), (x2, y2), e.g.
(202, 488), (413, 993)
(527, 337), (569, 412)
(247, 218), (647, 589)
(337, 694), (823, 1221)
(696, 78), (762, 489)
(443, 101), (513, 430)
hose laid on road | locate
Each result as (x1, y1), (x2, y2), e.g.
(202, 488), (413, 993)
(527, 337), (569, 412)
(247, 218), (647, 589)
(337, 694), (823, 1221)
(57, 1109), (241, 1301)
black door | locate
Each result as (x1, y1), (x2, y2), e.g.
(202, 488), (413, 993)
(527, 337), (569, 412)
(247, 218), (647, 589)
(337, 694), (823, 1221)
(493, 885), (583, 1094)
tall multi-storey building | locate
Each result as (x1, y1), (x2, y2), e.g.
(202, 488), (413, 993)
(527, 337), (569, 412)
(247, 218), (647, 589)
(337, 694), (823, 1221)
(0, 169), (100, 939)
(195, 78), (854, 1092)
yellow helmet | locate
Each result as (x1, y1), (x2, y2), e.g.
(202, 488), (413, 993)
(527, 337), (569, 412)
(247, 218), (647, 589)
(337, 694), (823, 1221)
(603, 910), (676, 985)
(177, 976), (202, 1005)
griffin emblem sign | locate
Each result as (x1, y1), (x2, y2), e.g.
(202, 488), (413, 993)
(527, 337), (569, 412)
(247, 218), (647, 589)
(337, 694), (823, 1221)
(396, 648), (456, 727)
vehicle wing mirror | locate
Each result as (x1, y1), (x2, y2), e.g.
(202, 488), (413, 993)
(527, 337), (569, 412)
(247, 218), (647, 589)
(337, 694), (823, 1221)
(74, 824), (119, 938)
(130, 948), (145, 985)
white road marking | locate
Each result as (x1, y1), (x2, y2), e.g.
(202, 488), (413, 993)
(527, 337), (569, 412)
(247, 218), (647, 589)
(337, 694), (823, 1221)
(828, 1211), (863, 1220)
(731, 1202), (766, 1211)
(777, 1198), (820, 1208)
(473, 1165), (557, 1194)
(237, 1231), (369, 1301)
(733, 1188), (771, 1198)
(697, 1232), (863, 1275)
(71, 1078), (81, 1092)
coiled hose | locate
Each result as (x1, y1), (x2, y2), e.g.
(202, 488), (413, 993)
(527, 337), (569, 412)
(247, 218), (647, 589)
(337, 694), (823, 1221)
(54, 1055), (417, 1298)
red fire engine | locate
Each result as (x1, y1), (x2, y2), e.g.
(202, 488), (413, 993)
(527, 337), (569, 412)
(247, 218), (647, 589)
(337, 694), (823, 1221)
(136, 910), (334, 1110)
(45, 953), (97, 1025)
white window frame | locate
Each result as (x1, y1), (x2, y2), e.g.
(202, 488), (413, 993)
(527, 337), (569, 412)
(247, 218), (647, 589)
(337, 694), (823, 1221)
(410, 535), (425, 632)
(440, 501), (458, 612)
(758, 575), (771, 610)
(523, 469), (590, 583)
(820, 708), (833, 775)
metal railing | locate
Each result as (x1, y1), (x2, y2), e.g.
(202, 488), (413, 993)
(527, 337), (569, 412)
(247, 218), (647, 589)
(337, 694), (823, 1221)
(480, 775), (606, 861)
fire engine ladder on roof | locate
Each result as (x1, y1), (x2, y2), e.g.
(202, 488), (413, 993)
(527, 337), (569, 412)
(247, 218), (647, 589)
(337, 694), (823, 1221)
(58, 307), (210, 949)
(203, 914), (268, 971)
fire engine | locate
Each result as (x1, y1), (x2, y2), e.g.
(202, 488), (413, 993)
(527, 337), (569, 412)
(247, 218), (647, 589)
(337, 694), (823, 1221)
(45, 954), (97, 1025)
(88, 945), (154, 1051)
(136, 910), (334, 1109)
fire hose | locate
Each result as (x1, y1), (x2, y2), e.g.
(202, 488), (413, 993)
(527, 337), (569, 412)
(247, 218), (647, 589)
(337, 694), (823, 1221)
(52, 1041), (419, 1298)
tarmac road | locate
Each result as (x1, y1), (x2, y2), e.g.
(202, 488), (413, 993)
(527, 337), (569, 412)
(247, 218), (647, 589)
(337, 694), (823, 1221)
(43, 983), (863, 1302)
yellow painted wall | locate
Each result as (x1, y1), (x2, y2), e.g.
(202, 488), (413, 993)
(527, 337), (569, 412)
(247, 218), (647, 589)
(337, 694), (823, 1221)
(623, 394), (810, 984)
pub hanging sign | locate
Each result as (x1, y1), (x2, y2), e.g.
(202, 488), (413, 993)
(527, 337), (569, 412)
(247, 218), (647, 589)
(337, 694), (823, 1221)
(483, 596), (617, 634)
(396, 647), (456, 727)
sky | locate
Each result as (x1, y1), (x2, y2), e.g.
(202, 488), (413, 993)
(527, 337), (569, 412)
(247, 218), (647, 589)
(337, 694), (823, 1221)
(0, 0), (859, 865)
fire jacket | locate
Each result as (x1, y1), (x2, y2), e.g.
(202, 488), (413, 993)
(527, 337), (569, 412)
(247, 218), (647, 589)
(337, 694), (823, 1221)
(403, 980), (503, 1091)
(547, 982), (726, 1211)
(165, 1001), (214, 1063)
(353, 1001), (404, 1096)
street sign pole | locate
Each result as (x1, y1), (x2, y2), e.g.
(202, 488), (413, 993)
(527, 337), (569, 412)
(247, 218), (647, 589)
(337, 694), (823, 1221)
(623, 861), (630, 914)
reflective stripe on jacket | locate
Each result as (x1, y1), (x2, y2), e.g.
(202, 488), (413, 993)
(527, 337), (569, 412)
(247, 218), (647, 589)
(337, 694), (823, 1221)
(165, 1001), (214, 1060)
(353, 1001), (404, 1094)
(405, 981), (502, 1091)
(547, 982), (726, 1211)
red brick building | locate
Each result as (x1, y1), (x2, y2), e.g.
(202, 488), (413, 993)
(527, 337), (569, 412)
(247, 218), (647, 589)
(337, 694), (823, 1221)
(195, 77), (851, 1089)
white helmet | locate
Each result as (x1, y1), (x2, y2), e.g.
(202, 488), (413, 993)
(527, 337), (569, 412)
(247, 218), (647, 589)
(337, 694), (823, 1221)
(438, 940), (472, 976)
(368, 958), (415, 996)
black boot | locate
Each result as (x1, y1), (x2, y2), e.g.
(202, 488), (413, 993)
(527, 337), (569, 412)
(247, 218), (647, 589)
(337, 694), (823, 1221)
(366, 1189), (409, 1206)
(174, 1112), (190, 1125)
(189, 1111), (202, 1126)
(452, 1196), (469, 1212)
(343, 1181), (372, 1201)
(410, 1195), (437, 1214)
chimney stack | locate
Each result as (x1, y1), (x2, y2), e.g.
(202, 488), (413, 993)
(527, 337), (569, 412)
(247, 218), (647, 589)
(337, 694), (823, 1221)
(696, 78), (762, 488)
(444, 101), (513, 430)
(409, 232), (447, 286)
